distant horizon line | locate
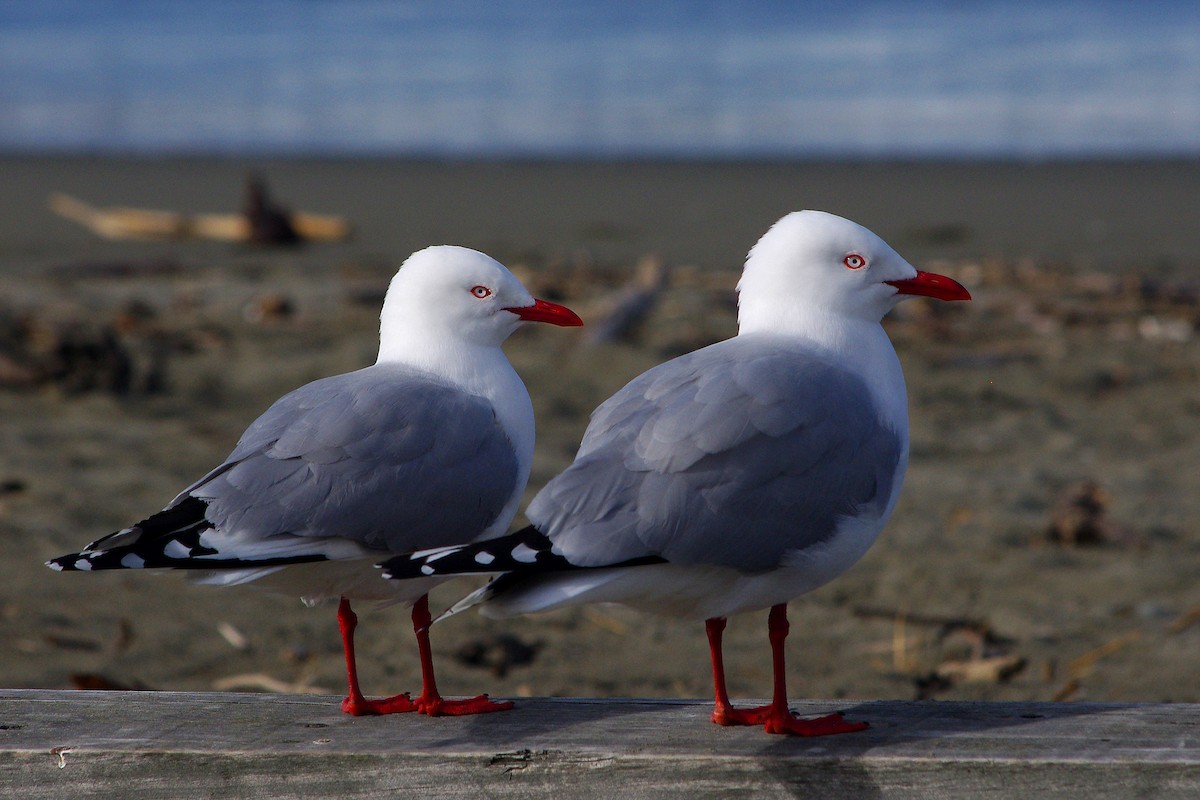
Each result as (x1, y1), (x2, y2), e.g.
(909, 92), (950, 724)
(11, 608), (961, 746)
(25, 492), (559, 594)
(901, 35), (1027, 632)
(3, 145), (1198, 165)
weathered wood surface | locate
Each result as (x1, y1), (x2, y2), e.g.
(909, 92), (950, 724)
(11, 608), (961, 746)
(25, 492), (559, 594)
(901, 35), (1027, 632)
(0, 690), (1196, 799)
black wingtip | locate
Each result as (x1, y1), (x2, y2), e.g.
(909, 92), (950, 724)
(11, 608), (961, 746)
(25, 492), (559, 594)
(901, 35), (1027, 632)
(379, 525), (562, 581)
(379, 524), (670, 583)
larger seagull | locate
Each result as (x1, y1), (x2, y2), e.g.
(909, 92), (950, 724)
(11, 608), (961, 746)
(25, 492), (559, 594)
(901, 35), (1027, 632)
(48, 245), (582, 716)
(383, 211), (970, 735)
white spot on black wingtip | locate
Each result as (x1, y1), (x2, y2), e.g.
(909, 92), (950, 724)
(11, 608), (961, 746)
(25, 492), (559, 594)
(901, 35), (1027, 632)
(46, 560), (64, 572)
(164, 540), (192, 559)
(120, 553), (145, 569)
(474, 551), (496, 565)
(420, 564), (435, 576)
(409, 544), (462, 561)
(510, 543), (539, 563)
(74, 558), (93, 571)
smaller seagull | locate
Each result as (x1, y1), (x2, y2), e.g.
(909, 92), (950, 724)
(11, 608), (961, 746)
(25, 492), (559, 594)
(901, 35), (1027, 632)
(382, 211), (970, 735)
(48, 245), (582, 716)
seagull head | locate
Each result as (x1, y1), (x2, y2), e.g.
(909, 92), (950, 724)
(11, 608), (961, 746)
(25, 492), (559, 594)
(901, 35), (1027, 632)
(379, 246), (581, 355)
(737, 210), (970, 331)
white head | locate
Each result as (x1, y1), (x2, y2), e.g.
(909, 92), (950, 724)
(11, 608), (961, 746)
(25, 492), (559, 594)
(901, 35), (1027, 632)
(378, 245), (581, 362)
(737, 210), (969, 332)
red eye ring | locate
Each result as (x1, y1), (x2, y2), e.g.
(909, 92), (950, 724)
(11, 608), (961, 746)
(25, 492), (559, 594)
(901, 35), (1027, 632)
(843, 254), (867, 270)
(470, 285), (492, 298)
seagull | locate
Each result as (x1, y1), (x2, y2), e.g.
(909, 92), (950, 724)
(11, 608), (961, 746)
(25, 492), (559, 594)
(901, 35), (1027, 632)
(47, 245), (582, 717)
(381, 211), (970, 735)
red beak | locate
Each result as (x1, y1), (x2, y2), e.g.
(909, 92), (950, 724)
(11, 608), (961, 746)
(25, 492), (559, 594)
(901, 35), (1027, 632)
(506, 298), (584, 327)
(886, 271), (971, 302)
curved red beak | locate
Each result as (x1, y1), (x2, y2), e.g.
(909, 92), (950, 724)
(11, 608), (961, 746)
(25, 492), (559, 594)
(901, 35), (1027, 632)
(886, 270), (971, 302)
(506, 298), (584, 327)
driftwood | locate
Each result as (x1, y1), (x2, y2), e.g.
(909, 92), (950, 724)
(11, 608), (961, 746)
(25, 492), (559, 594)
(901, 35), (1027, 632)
(48, 193), (352, 244)
(583, 255), (669, 344)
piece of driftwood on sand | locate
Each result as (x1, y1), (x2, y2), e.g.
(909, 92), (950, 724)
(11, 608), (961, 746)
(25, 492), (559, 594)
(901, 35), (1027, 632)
(48, 193), (352, 244)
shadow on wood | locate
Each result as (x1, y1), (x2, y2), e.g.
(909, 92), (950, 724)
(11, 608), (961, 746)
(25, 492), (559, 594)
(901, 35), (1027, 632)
(0, 690), (1196, 798)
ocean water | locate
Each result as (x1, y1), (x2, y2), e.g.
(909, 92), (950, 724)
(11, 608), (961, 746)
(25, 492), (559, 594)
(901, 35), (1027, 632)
(1, 1), (1199, 157)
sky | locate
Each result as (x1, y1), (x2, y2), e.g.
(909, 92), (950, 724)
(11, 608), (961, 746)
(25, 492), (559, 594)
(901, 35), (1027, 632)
(1, 1), (1199, 158)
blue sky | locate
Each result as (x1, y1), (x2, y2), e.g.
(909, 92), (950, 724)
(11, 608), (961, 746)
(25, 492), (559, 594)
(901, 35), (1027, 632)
(2, 1), (1198, 157)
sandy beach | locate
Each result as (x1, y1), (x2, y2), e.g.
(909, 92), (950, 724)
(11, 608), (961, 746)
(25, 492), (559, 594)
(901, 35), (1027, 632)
(2, 156), (1198, 708)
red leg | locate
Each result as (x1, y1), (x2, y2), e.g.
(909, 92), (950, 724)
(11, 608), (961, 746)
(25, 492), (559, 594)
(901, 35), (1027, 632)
(410, 595), (513, 716)
(706, 606), (867, 736)
(758, 604), (867, 736)
(337, 596), (417, 716)
(708, 616), (770, 725)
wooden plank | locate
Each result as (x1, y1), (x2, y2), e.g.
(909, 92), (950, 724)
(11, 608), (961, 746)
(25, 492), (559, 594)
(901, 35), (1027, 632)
(0, 690), (1196, 799)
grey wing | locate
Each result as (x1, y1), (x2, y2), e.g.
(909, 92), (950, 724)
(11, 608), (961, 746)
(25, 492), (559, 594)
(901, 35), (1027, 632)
(528, 338), (904, 573)
(179, 365), (521, 555)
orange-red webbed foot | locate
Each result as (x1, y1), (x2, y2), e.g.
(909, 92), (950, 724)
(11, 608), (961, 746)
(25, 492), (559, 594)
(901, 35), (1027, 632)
(711, 702), (772, 726)
(341, 693), (419, 716)
(762, 709), (868, 737)
(416, 692), (514, 717)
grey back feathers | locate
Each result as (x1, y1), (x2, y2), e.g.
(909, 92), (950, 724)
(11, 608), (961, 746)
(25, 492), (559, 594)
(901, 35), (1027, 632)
(184, 363), (520, 554)
(527, 335), (903, 573)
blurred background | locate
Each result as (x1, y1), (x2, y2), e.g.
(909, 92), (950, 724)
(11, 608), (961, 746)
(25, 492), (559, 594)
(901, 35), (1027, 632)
(1, 1), (1198, 707)
(5, 1), (1199, 158)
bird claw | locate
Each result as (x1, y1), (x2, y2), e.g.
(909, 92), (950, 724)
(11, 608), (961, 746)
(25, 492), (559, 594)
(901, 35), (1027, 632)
(711, 703), (773, 726)
(416, 693), (514, 717)
(763, 710), (868, 737)
(713, 704), (867, 736)
(341, 692), (418, 716)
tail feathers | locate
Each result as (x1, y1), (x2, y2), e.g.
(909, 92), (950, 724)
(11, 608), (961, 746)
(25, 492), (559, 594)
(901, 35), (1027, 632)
(46, 496), (327, 572)
(379, 525), (568, 580)
(437, 578), (504, 623)
(437, 567), (633, 623)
